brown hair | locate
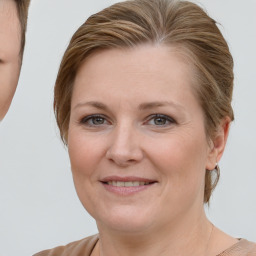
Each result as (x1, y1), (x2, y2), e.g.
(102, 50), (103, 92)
(14, 0), (31, 58)
(54, 0), (234, 203)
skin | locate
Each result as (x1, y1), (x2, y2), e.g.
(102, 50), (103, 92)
(0, 0), (21, 120)
(68, 45), (236, 256)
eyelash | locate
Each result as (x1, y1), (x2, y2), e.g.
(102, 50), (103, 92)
(145, 114), (176, 126)
(80, 113), (176, 128)
(80, 114), (109, 126)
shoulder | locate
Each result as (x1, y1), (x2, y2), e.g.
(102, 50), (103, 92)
(33, 234), (99, 256)
(238, 240), (256, 255)
(218, 239), (256, 256)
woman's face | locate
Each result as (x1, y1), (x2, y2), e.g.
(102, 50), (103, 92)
(68, 45), (218, 234)
(0, 0), (21, 120)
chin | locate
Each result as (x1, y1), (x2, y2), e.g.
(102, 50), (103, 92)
(94, 205), (157, 233)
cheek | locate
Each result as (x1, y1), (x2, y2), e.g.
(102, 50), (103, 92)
(0, 61), (21, 119)
(68, 130), (103, 214)
(68, 130), (107, 181)
(150, 132), (207, 167)
(147, 133), (208, 193)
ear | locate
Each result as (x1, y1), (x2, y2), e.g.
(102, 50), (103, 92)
(206, 116), (231, 170)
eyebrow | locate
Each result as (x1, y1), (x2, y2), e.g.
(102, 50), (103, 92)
(73, 100), (185, 112)
(73, 101), (110, 111)
(138, 101), (185, 111)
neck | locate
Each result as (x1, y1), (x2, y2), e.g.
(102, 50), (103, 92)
(96, 210), (213, 256)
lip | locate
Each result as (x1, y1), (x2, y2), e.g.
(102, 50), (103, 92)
(100, 176), (157, 183)
(100, 176), (158, 196)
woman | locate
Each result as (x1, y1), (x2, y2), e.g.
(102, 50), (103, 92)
(34, 0), (256, 255)
(0, 0), (30, 121)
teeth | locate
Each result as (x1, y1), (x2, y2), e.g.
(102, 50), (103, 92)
(117, 181), (124, 187)
(106, 181), (151, 187)
(124, 181), (133, 187)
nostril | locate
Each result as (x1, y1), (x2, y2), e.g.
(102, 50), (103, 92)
(106, 143), (143, 166)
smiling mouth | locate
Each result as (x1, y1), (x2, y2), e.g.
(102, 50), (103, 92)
(100, 177), (157, 195)
(103, 181), (155, 187)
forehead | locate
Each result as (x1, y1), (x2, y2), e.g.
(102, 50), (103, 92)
(0, 0), (21, 59)
(72, 45), (197, 106)
(77, 45), (193, 81)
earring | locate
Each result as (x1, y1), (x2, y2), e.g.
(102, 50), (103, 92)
(214, 163), (220, 173)
(210, 163), (220, 189)
(206, 163), (220, 172)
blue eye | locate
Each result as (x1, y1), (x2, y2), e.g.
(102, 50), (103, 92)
(81, 115), (108, 126)
(147, 114), (176, 126)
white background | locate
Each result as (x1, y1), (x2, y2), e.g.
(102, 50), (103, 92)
(0, 0), (255, 255)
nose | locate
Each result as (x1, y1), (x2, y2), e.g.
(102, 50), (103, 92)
(106, 124), (144, 167)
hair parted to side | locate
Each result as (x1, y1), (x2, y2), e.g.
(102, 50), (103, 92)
(14, 0), (31, 58)
(54, 0), (234, 203)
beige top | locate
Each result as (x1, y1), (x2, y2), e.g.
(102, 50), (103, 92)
(34, 235), (256, 256)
